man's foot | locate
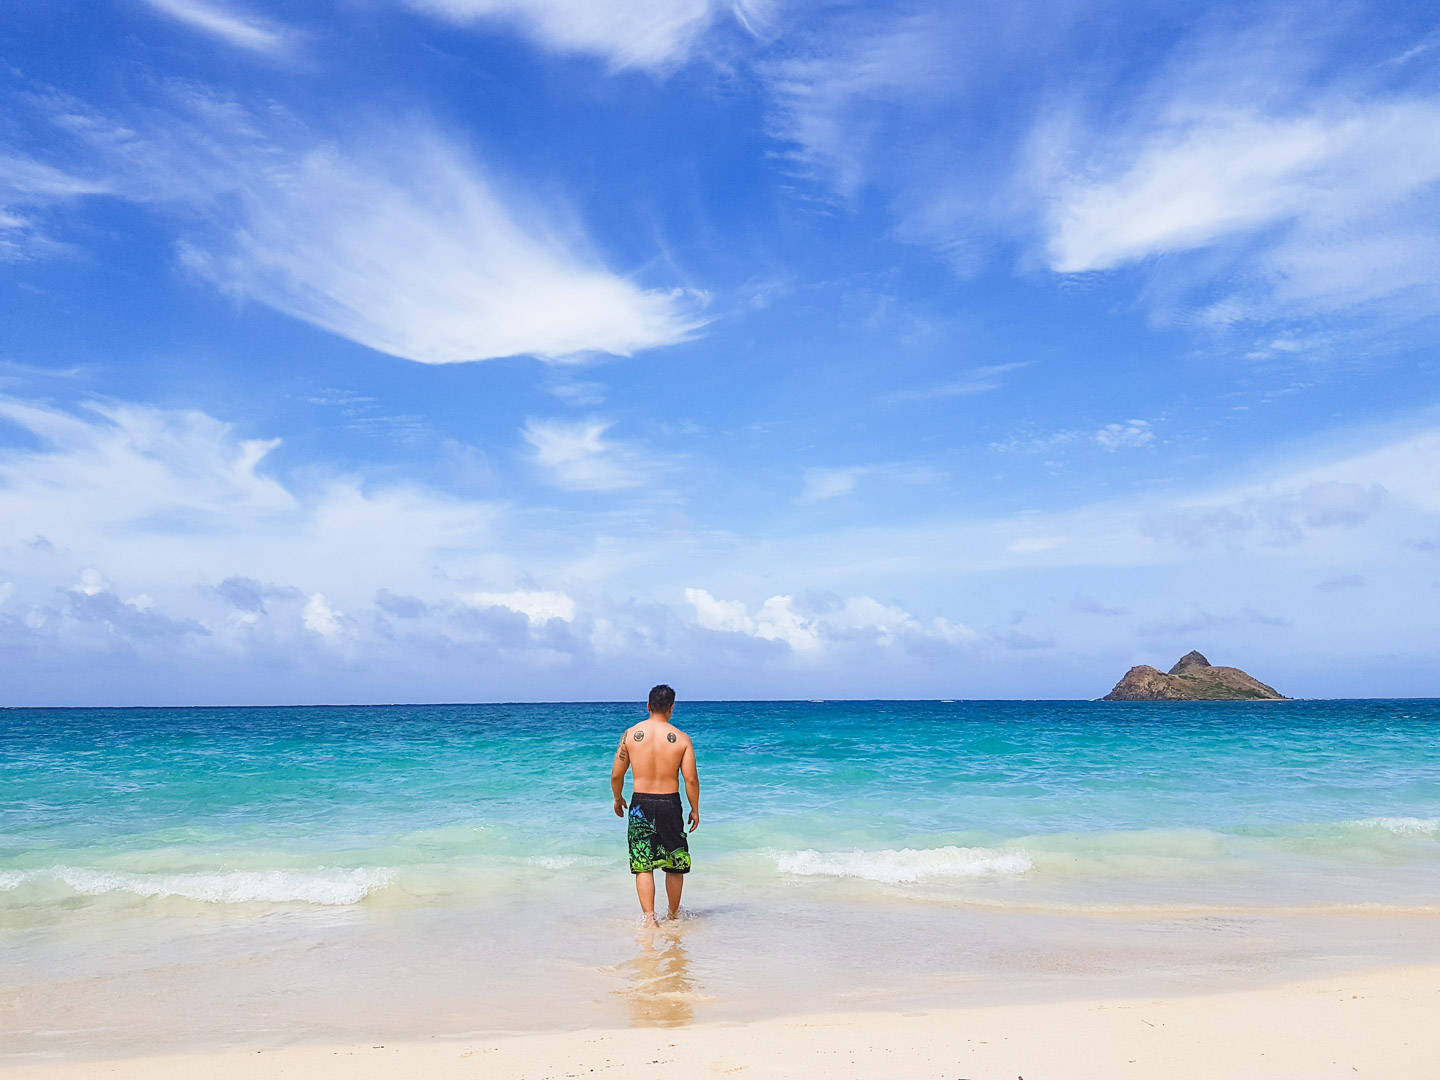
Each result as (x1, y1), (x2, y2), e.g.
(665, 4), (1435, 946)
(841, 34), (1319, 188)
(641, 912), (659, 926)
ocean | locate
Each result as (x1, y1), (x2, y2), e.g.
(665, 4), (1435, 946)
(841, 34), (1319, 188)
(4, 699), (1439, 1056)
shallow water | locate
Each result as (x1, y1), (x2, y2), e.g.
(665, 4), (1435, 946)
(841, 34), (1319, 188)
(3, 700), (1439, 1056)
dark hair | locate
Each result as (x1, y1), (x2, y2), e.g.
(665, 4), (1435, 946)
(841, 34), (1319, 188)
(647, 684), (676, 714)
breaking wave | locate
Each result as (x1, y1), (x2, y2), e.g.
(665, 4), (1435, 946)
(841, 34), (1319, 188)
(0, 866), (395, 905)
(774, 845), (1033, 884)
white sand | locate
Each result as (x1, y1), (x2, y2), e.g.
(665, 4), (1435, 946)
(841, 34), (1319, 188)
(5, 965), (1437, 1079)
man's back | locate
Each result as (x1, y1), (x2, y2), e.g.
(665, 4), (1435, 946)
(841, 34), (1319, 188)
(611, 684), (700, 923)
(621, 717), (691, 793)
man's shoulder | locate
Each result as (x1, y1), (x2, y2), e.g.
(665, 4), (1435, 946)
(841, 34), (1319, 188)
(665, 724), (692, 745)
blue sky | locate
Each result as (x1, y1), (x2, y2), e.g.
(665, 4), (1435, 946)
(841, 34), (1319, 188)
(2, 0), (1439, 704)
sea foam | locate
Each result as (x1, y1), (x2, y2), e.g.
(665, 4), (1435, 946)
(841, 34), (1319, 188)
(774, 845), (1033, 884)
(0, 869), (37, 891)
(1348, 817), (1440, 837)
(7, 866), (396, 905)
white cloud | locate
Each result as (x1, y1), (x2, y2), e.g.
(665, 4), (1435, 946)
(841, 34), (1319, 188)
(767, 12), (955, 200)
(0, 395), (500, 626)
(461, 589), (576, 624)
(752, 595), (819, 651)
(522, 418), (645, 490)
(764, 11), (1440, 325)
(19, 95), (699, 363)
(302, 593), (344, 638)
(1095, 420), (1154, 451)
(684, 586), (754, 633)
(407, 0), (759, 71)
(0, 155), (110, 260)
(800, 466), (862, 502)
(74, 569), (108, 597)
(144, 0), (292, 55)
(1036, 96), (1440, 320)
(683, 588), (975, 653)
(182, 135), (700, 363)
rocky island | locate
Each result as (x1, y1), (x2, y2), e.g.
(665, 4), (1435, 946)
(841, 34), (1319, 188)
(1102, 650), (1287, 701)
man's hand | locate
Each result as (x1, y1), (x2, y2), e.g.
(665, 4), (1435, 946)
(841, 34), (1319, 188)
(614, 795), (627, 818)
(688, 807), (700, 832)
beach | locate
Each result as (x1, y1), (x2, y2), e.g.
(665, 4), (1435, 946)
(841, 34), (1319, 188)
(6, 965), (1439, 1079)
(4, 701), (1439, 1073)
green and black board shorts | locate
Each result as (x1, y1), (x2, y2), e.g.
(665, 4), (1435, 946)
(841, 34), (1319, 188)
(627, 791), (691, 874)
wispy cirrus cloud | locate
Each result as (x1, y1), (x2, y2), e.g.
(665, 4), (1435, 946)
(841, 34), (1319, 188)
(407, 0), (769, 71)
(0, 155), (110, 260)
(180, 133), (702, 363)
(1034, 96), (1440, 322)
(13, 90), (701, 363)
(764, 8), (1440, 327)
(144, 0), (294, 55)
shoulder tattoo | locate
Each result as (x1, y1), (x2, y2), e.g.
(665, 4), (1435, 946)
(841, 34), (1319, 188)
(633, 730), (644, 742)
(667, 732), (676, 743)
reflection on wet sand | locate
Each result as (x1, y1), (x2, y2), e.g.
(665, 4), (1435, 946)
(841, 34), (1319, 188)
(620, 924), (697, 1026)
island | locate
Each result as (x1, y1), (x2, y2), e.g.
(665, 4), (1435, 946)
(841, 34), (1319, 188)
(1101, 650), (1287, 701)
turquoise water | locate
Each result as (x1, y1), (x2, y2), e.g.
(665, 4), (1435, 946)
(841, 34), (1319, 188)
(5, 699), (1440, 1054)
(4, 699), (1439, 912)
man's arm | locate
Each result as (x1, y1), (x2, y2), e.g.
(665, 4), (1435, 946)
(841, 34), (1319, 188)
(681, 741), (700, 832)
(611, 732), (630, 818)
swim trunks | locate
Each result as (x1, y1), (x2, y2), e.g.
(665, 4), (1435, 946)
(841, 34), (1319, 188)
(627, 791), (691, 874)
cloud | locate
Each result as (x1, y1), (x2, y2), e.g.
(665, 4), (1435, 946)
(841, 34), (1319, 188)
(885, 363), (1029, 404)
(1145, 482), (1388, 547)
(1034, 90), (1440, 322)
(302, 594), (345, 638)
(180, 133), (701, 363)
(0, 155), (110, 260)
(766, 10), (962, 201)
(798, 462), (942, 503)
(683, 587), (976, 654)
(0, 394), (501, 630)
(765, 9), (1440, 325)
(406, 0), (762, 71)
(1095, 420), (1154, 451)
(143, 0), (293, 55)
(800, 466), (863, 502)
(18, 93), (699, 363)
(522, 418), (647, 491)
(461, 589), (577, 624)
(1070, 595), (1127, 617)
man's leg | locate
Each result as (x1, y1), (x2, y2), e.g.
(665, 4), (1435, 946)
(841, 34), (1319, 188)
(635, 871), (657, 922)
(664, 871), (683, 919)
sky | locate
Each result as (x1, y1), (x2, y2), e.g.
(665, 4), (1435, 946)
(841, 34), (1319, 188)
(2, 0), (1439, 705)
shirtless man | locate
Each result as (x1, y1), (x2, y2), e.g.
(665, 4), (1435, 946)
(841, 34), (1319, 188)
(611, 684), (700, 923)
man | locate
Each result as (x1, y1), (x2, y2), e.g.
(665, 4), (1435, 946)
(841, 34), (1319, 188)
(611, 684), (700, 924)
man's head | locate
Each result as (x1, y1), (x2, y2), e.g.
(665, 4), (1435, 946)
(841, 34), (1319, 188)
(647, 684), (676, 717)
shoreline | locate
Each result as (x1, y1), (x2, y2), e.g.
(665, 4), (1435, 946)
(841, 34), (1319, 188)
(5, 964), (1437, 1079)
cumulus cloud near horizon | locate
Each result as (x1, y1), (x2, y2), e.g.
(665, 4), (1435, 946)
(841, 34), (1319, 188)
(684, 587), (978, 653)
(2, 393), (1438, 702)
